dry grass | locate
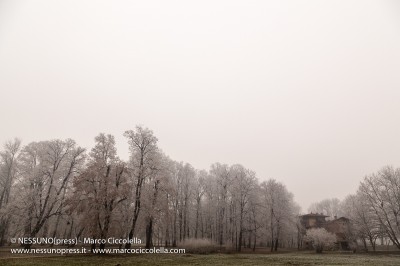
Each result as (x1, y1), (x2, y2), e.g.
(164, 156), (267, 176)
(178, 238), (219, 254)
(1, 246), (400, 266)
(1, 252), (400, 266)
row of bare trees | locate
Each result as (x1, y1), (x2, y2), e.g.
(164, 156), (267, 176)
(0, 126), (300, 251)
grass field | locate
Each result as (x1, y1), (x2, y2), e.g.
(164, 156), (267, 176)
(2, 252), (400, 266)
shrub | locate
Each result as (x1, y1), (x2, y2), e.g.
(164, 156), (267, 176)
(305, 228), (336, 253)
(178, 238), (219, 254)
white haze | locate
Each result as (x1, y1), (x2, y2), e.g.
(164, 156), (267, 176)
(1, 0), (400, 211)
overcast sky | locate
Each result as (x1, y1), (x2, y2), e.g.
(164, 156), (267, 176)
(1, 0), (400, 211)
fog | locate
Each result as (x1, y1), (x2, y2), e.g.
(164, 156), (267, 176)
(1, 0), (400, 210)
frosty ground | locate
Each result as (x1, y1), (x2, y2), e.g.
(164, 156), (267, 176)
(2, 251), (400, 266)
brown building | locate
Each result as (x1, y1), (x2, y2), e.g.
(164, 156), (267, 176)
(324, 217), (353, 249)
(300, 213), (329, 229)
(299, 213), (354, 250)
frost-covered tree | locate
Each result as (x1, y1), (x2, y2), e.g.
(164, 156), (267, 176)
(341, 193), (381, 251)
(193, 170), (207, 239)
(124, 126), (159, 249)
(261, 179), (298, 252)
(229, 164), (256, 251)
(71, 134), (128, 250)
(142, 152), (172, 248)
(0, 125), (303, 253)
(0, 138), (21, 245)
(305, 228), (336, 253)
(359, 166), (400, 249)
(14, 139), (85, 249)
(210, 163), (230, 246)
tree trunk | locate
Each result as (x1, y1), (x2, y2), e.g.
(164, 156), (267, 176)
(238, 230), (242, 252)
(145, 218), (154, 249)
(274, 225), (280, 251)
(125, 178), (143, 249)
(253, 229), (256, 251)
(362, 238), (368, 252)
(195, 198), (200, 239)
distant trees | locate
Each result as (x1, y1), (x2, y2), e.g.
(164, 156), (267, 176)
(305, 228), (336, 253)
(0, 125), (302, 252)
(7, 130), (400, 253)
(308, 198), (342, 219)
(6, 127), (400, 254)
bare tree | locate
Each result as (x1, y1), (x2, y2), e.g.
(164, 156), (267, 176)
(194, 170), (206, 239)
(359, 166), (400, 249)
(261, 179), (297, 252)
(0, 138), (21, 245)
(16, 140), (85, 249)
(341, 193), (381, 251)
(202, 172), (218, 242)
(143, 152), (170, 248)
(211, 163), (230, 246)
(71, 134), (128, 251)
(229, 164), (256, 251)
(124, 126), (159, 249)
(248, 186), (263, 251)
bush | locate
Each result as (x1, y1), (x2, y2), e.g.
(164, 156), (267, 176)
(305, 228), (336, 253)
(178, 238), (219, 254)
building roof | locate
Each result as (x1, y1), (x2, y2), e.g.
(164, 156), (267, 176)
(330, 217), (350, 222)
(299, 213), (329, 218)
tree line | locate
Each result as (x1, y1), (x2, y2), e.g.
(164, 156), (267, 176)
(4, 126), (399, 252)
(0, 126), (300, 251)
